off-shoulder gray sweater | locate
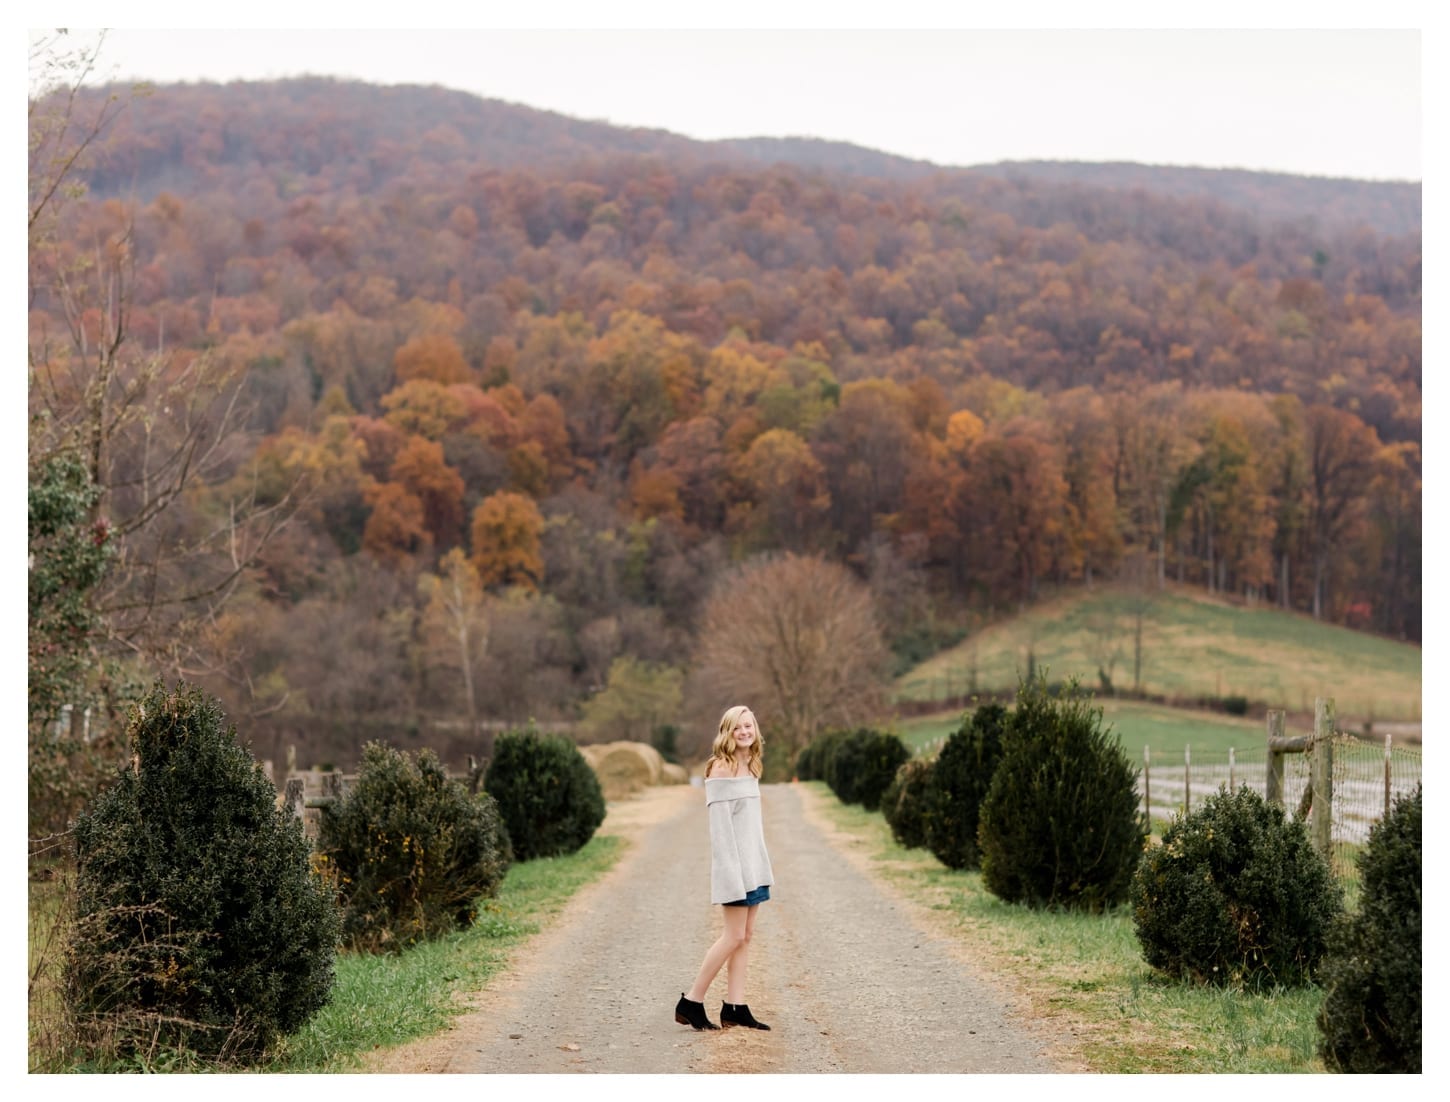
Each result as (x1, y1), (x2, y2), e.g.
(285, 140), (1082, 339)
(705, 775), (775, 904)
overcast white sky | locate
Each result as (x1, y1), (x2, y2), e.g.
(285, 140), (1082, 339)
(31, 15), (1426, 182)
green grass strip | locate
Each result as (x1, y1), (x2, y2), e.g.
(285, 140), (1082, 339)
(809, 784), (1326, 1074)
(267, 833), (625, 1072)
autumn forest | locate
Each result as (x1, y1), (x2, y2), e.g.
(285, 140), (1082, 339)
(28, 72), (1421, 794)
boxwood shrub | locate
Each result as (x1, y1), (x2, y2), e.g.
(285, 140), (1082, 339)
(978, 675), (1146, 912)
(484, 729), (606, 861)
(318, 741), (512, 952)
(1317, 785), (1421, 1071)
(924, 703), (1008, 870)
(795, 729), (847, 782)
(1130, 785), (1342, 988)
(881, 757), (935, 850)
(65, 682), (338, 1063)
(822, 728), (909, 810)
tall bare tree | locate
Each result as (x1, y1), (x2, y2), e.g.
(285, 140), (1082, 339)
(29, 30), (298, 693)
(417, 548), (490, 761)
(690, 552), (891, 775)
(1304, 404), (1376, 620)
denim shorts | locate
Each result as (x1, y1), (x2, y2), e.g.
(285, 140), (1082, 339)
(723, 884), (771, 907)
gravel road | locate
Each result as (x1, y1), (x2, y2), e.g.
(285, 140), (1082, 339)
(375, 781), (1065, 1074)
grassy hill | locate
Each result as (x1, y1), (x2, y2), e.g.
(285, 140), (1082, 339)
(896, 585), (1421, 724)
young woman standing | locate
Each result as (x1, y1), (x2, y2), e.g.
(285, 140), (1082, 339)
(674, 705), (773, 1031)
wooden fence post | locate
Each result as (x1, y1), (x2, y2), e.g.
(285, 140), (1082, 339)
(1143, 745), (1151, 822)
(1266, 710), (1285, 807)
(1184, 744), (1191, 814)
(1229, 746), (1236, 792)
(1384, 733), (1393, 818)
(284, 777), (305, 822)
(1312, 697), (1335, 861)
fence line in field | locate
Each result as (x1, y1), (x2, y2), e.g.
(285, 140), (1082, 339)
(1140, 703), (1420, 880)
(270, 753), (485, 841)
(909, 699), (1421, 884)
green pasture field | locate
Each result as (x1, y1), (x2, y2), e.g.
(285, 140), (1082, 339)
(895, 585), (1421, 723)
(809, 784), (1328, 1073)
(894, 698), (1269, 760)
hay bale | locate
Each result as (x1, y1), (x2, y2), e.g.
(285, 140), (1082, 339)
(584, 741), (670, 800)
(660, 762), (689, 785)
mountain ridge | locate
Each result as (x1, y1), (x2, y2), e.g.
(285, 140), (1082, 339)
(68, 76), (1420, 237)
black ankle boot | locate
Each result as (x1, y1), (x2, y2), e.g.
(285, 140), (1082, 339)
(720, 1002), (770, 1030)
(675, 993), (719, 1030)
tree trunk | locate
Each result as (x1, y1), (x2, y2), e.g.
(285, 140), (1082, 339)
(1312, 551), (1325, 620)
(1133, 610), (1143, 694)
(1205, 506), (1215, 593)
(1155, 500), (1167, 586)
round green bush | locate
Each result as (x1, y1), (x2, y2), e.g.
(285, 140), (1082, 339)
(924, 703), (1009, 870)
(881, 756), (935, 849)
(978, 675), (1146, 912)
(822, 728), (909, 810)
(318, 741), (513, 952)
(65, 682), (339, 1063)
(1317, 785), (1420, 1071)
(857, 732), (910, 812)
(821, 728), (864, 797)
(1131, 785), (1342, 988)
(795, 729), (847, 782)
(484, 729), (606, 861)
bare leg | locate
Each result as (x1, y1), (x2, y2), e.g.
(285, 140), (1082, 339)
(686, 905), (748, 1002)
(725, 904), (759, 1003)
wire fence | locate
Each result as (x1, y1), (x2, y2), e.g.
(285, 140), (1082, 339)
(1141, 733), (1421, 881)
(913, 706), (1421, 888)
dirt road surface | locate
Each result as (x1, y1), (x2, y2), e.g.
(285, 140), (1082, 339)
(369, 782), (1069, 1074)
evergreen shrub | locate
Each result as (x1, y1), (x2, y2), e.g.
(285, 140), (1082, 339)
(924, 703), (1009, 870)
(818, 729), (855, 789)
(651, 723), (681, 764)
(795, 729), (847, 782)
(855, 730), (910, 811)
(1317, 785), (1421, 1071)
(881, 757), (935, 849)
(823, 728), (909, 810)
(318, 741), (512, 952)
(65, 682), (338, 1063)
(820, 728), (865, 802)
(978, 675), (1146, 911)
(484, 729), (606, 861)
(1130, 785), (1342, 988)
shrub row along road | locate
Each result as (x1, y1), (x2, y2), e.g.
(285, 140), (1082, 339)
(373, 782), (1065, 1074)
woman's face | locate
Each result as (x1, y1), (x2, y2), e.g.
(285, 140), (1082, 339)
(732, 711), (757, 750)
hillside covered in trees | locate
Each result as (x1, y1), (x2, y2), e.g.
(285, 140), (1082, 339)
(29, 75), (1421, 774)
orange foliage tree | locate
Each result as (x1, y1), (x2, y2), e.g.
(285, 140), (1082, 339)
(390, 436), (466, 550)
(362, 480), (431, 565)
(469, 491), (545, 591)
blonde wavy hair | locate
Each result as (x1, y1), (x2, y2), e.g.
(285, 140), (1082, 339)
(704, 705), (764, 778)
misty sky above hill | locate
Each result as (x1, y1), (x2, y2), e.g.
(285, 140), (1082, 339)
(42, 23), (1422, 183)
